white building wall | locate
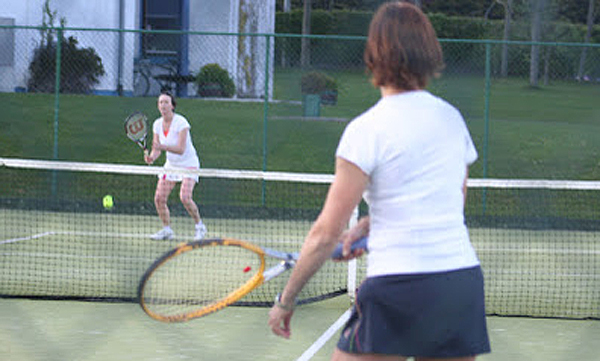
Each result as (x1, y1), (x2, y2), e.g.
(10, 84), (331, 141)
(188, 0), (238, 95)
(0, 0), (44, 92)
(0, 0), (274, 97)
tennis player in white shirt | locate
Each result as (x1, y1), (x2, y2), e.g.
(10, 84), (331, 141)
(144, 91), (207, 241)
(268, 2), (490, 360)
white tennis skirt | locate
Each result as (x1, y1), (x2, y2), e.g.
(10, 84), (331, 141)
(158, 162), (199, 183)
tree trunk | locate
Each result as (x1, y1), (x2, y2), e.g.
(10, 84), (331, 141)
(530, 0), (545, 87)
(280, 0), (292, 68)
(500, 0), (513, 78)
(543, 46), (552, 86)
(577, 0), (595, 81)
(301, 0), (312, 68)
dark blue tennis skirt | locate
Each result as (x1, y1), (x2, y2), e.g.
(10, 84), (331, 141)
(337, 266), (491, 358)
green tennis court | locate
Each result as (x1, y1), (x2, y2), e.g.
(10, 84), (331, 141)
(2, 160), (600, 360)
(1, 298), (599, 361)
(3, 207), (599, 319)
(2, 215), (599, 360)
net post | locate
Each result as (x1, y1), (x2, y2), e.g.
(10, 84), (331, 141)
(346, 206), (359, 302)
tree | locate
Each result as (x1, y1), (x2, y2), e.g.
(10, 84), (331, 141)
(28, 0), (105, 93)
(530, 0), (543, 87)
(557, 0), (598, 23)
(301, 0), (312, 68)
(529, 0), (554, 87)
(527, 0), (565, 86)
(577, 0), (596, 81)
(497, 0), (514, 78)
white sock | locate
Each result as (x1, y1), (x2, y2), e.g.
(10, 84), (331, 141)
(195, 222), (204, 229)
(164, 225), (172, 232)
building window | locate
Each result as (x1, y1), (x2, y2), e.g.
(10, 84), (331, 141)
(141, 0), (182, 57)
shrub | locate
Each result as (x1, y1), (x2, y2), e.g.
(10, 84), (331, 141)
(301, 71), (337, 94)
(196, 63), (235, 98)
(28, 35), (105, 94)
(301, 71), (338, 105)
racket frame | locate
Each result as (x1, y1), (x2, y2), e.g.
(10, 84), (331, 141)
(138, 237), (367, 323)
(138, 238), (296, 322)
(124, 111), (149, 155)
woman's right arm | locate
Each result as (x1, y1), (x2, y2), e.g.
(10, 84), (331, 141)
(145, 133), (161, 164)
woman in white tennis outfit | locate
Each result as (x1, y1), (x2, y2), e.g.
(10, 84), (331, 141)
(144, 91), (207, 241)
(268, 2), (490, 360)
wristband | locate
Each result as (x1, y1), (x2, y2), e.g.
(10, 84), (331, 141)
(274, 293), (295, 311)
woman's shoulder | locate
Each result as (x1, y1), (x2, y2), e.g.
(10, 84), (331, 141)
(173, 113), (191, 127)
(350, 101), (382, 125)
(152, 117), (163, 128)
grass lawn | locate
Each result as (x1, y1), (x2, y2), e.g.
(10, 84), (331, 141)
(2, 70), (600, 180)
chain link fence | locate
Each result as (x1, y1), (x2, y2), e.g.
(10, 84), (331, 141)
(2, 25), (600, 180)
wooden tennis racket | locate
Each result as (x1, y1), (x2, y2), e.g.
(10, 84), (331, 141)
(138, 237), (368, 323)
(124, 111), (149, 156)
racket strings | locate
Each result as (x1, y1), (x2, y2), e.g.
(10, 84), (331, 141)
(141, 245), (263, 319)
(125, 114), (148, 143)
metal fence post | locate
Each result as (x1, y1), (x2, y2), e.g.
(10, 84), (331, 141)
(482, 41), (492, 214)
(51, 26), (63, 196)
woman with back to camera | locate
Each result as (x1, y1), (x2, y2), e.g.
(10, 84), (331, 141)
(144, 91), (207, 241)
(268, 2), (490, 360)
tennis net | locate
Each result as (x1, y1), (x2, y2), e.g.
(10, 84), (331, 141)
(1, 157), (599, 319)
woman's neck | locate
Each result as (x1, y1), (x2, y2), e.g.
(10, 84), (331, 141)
(380, 86), (422, 98)
(163, 112), (174, 122)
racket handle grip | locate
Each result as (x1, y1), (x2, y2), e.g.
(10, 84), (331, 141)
(331, 236), (368, 260)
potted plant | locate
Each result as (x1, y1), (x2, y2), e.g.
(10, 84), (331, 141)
(196, 63), (235, 98)
(300, 71), (338, 105)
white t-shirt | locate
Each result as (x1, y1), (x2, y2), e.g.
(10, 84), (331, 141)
(152, 113), (199, 169)
(336, 90), (479, 276)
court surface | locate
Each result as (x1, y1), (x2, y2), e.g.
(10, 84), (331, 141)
(1, 297), (599, 361)
(2, 206), (599, 360)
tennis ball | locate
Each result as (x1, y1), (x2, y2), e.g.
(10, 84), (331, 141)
(103, 195), (114, 210)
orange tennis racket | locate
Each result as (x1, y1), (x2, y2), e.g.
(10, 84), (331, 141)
(138, 237), (368, 323)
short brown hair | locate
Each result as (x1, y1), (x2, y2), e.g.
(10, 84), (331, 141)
(364, 1), (444, 90)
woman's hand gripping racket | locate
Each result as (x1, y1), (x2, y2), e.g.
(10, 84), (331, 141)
(124, 111), (149, 156)
(138, 237), (368, 323)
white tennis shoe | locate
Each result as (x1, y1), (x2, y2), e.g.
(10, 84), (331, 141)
(150, 228), (174, 240)
(194, 224), (207, 241)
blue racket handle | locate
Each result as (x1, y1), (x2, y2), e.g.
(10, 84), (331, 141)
(331, 236), (368, 260)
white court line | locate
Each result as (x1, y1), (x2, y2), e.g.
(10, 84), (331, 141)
(297, 307), (352, 361)
(485, 269), (600, 278)
(50, 230), (151, 239)
(0, 251), (154, 262)
(1, 230), (159, 245)
(477, 248), (600, 255)
(0, 231), (56, 245)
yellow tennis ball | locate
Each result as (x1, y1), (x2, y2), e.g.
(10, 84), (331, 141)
(103, 195), (114, 210)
